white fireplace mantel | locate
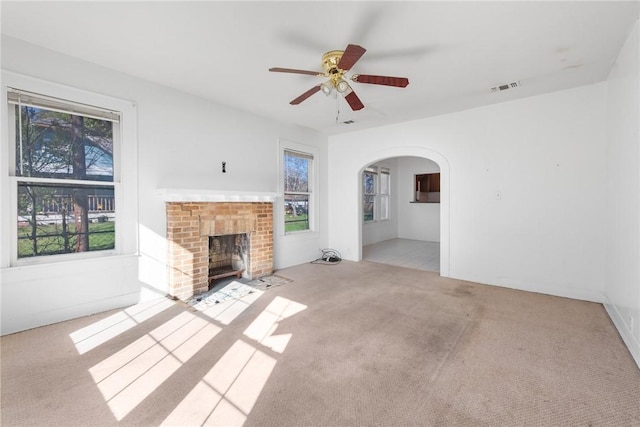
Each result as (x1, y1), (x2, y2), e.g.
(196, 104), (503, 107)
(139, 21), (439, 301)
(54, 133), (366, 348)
(155, 188), (278, 203)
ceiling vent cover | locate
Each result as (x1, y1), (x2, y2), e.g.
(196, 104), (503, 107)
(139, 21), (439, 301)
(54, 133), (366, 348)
(490, 81), (521, 93)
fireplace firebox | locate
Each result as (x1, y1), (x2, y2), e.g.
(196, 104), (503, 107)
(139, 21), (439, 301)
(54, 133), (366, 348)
(208, 233), (248, 285)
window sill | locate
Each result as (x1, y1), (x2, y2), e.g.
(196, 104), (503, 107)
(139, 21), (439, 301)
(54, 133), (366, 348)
(283, 230), (320, 240)
(363, 219), (390, 224)
(10, 250), (134, 269)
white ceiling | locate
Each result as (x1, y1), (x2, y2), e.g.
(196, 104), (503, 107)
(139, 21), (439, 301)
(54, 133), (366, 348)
(2, 1), (638, 135)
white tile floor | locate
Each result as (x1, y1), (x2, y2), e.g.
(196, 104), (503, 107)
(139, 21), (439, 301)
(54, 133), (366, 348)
(362, 238), (440, 272)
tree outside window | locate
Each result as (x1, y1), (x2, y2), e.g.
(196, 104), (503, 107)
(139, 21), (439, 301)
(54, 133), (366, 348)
(363, 169), (376, 222)
(11, 91), (117, 258)
(284, 150), (312, 233)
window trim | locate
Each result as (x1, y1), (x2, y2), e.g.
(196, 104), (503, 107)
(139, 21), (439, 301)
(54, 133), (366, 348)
(362, 166), (391, 224)
(1, 71), (138, 268)
(7, 87), (121, 122)
(279, 139), (319, 237)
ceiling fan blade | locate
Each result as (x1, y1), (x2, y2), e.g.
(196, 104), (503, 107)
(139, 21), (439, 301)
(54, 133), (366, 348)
(269, 67), (323, 76)
(338, 44), (367, 71)
(290, 85), (322, 105)
(344, 91), (364, 111)
(352, 74), (409, 87)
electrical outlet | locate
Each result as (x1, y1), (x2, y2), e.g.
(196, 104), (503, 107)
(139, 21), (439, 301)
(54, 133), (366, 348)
(629, 316), (634, 333)
(496, 190), (502, 200)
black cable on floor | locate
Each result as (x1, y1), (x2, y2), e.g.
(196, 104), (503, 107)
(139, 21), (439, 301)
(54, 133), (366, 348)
(311, 248), (342, 265)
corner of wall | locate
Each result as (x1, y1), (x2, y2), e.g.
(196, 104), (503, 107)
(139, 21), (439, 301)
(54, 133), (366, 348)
(604, 302), (640, 369)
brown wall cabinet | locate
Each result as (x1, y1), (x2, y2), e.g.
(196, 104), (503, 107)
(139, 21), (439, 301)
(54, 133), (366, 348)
(414, 173), (440, 203)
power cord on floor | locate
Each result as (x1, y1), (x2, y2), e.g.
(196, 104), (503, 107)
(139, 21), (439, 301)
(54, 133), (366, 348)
(311, 248), (342, 265)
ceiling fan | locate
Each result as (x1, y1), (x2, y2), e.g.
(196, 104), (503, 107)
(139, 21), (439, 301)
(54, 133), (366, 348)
(269, 44), (409, 111)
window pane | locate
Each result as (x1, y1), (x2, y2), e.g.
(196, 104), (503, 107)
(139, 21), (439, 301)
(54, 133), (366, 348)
(363, 172), (375, 195)
(380, 195), (389, 220)
(284, 151), (310, 193)
(17, 183), (115, 258)
(15, 106), (113, 181)
(380, 173), (390, 195)
(363, 195), (375, 222)
(284, 194), (309, 232)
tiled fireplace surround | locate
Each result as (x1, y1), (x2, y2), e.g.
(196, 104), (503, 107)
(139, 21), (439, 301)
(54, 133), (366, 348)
(165, 201), (273, 301)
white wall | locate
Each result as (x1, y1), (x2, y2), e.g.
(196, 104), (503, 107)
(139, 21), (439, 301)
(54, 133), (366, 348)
(0, 37), (328, 334)
(396, 156), (440, 242)
(328, 83), (607, 303)
(604, 19), (640, 367)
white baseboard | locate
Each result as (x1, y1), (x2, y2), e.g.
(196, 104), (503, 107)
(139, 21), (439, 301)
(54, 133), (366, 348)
(450, 273), (606, 303)
(1, 292), (140, 336)
(604, 302), (640, 370)
(448, 273), (639, 370)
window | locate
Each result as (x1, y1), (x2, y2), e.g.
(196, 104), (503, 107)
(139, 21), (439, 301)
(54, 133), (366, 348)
(283, 149), (313, 233)
(363, 168), (376, 222)
(8, 88), (119, 259)
(363, 166), (390, 222)
(379, 168), (390, 220)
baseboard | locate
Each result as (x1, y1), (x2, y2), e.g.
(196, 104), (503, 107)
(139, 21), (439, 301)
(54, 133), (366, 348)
(1, 292), (140, 336)
(451, 273), (640, 370)
(604, 302), (640, 370)
(450, 273), (606, 304)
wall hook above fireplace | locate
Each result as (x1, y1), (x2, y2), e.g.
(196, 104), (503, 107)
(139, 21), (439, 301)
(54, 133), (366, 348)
(222, 161), (226, 173)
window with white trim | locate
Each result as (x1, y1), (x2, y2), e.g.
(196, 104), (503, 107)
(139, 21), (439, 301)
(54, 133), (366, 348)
(363, 166), (390, 222)
(363, 168), (376, 222)
(283, 149), (313, 233)
(8, 88), (119, 259)
(379, 168), (390, 220)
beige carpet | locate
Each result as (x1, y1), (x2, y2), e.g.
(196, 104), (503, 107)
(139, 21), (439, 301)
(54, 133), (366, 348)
(2, 261), (639, 426)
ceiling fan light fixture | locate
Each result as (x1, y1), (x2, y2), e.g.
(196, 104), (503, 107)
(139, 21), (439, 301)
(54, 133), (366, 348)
(336, 79), (351, 94)
(320, 81), (334, 96)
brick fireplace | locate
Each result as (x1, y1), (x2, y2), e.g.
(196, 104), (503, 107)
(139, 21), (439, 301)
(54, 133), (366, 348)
(165, 200), (274, 301)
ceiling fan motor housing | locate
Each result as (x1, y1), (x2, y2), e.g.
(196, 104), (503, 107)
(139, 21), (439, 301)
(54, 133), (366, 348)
(322, 50), (344, 73)
(322, 50), (348, 90)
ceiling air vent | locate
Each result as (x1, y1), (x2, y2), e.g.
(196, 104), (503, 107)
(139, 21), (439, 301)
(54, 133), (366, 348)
(490, 81), (521, 93)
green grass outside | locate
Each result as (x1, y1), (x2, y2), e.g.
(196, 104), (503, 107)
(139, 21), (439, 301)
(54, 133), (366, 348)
(18, 221), (115, 257)
(285, 214), (309, 233)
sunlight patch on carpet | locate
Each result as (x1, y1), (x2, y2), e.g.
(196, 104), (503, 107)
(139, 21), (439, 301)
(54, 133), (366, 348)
(70, 298), (175, 355)
(243, 296), (307, 353)
(161, 340), (276, 427)
(89, 310), (221, 421)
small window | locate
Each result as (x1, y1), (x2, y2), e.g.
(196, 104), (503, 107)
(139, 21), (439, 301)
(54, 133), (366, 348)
(283, 149), (312, 233)
(9, 89), (118, 258)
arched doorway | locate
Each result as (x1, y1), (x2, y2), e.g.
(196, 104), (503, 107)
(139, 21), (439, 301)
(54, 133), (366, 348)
(361, 156), (441, 272)
(354, 147), (450, 277)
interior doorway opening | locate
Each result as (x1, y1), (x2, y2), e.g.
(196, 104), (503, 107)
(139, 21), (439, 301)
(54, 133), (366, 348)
(361, 156), (441, 273)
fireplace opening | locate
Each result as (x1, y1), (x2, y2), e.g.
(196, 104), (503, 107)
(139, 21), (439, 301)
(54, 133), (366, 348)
(208, 233), (249, 287)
